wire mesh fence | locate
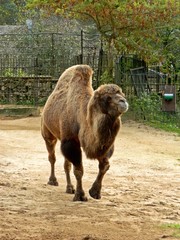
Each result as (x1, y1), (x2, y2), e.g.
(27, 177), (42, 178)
(0, 31), (102, 104)
(0, 31), (99, 78)
(0, 31), (179, 128)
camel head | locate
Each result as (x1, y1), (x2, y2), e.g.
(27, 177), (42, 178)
(93, 84), (129, 118)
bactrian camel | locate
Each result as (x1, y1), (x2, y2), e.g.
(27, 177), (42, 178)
(41, 64), (128, 201)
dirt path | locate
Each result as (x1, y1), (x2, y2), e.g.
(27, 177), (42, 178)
(0, 117), (180, 240)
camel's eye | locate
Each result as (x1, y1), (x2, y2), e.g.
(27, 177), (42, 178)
(99, 95), (111, 113)
(105, 95), (112, 102)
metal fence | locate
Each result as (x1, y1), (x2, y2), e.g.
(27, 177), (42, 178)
(0, 32), (179, 128)
(0, 31), (103, 104)
(115, 55), (180, 128)
(0, 31), (102, 78)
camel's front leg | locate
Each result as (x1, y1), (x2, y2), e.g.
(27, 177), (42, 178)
(64, 158), (75, 194)
(89, 158), (110, 199)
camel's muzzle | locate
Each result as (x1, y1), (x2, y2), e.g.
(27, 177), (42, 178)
(112, 94), (128, 113)
(118, 99), (129, 113)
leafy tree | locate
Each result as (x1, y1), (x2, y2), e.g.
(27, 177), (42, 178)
(0, 0), (27, 25)
(27, 0), (179, 59)
(0, 0), (18, 24)
(2, 0), (179, 79)
(158, 27), (180, 80)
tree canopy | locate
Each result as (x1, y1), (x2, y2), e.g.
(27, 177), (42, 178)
(27, 0), (179, 61)
(0, 0), (18, 25)
(0, 0), (27, 25)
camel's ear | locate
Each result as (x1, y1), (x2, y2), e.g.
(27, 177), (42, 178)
(121, 92), (125, 97)
(120, 88), (126, 97)
(94, 91), (100, 98)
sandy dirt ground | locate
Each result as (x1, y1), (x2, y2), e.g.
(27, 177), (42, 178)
(0, 116), (180, 240)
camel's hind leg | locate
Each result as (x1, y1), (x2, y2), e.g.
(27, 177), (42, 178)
(46, 138), (58, 186)
(61, 139), (87, 201)
(42, 126), (58, 186)
(64, 159), (75, 194)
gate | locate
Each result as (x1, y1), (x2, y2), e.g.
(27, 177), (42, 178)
(115, 55), (180, 128)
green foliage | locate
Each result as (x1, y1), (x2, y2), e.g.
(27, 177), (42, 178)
(0, 0), (18, 24)
(149, 120), (180, 135)
(3, 68), (28, 77)
(0, 0), (27, 25)
(161, 223), (180, 238)
(99, 70), (114, 84)
(131, 93), (161, 119)
(27, 0), (180, 63)
(130, 93), (180, 134)
(158, 27), (180, 79)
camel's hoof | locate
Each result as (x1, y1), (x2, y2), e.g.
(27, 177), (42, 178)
(66, 184), (75, 194)
(48, 178), (59, 186)
(89, 187), (101, 199)
(73, 192), (88, 202)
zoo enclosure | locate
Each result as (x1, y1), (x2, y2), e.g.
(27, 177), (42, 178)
(115, 55), (180, 127)
(0, 31), (102, 104)
(0, 31), (179, 128)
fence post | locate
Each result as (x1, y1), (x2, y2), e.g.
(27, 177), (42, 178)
(96, 40), (103, 88)
(51, 33), (55, 77)
(80, 30), (83, 64)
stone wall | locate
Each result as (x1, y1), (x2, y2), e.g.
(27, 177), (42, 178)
(0, 76), (57, 105)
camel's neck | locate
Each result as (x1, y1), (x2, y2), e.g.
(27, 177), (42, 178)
(97, 114), (120, 145)
(80, 113), (120, 159)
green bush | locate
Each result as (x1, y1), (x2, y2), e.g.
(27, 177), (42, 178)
(130, 93), (161, 120)
(130, 93), (180, 133)
(99, 70), (114, 85)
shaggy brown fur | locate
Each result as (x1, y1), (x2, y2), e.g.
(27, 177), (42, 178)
(41, 64), (128, 201)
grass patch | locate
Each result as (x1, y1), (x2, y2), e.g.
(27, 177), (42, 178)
(161, 223), (180, 238)
(129, 94), (180, 135)
(148, 121), (180, 135)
